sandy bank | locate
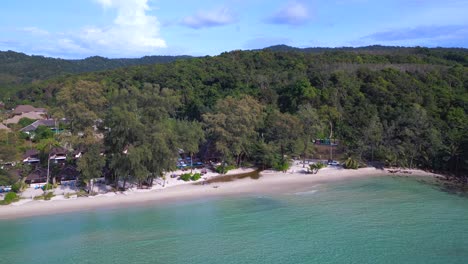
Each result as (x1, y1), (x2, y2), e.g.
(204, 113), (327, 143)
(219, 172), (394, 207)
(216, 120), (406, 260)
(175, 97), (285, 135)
(0, 166), (440, 220)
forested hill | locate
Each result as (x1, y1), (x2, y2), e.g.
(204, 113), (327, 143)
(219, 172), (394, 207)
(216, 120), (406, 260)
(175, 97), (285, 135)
(263, 45), (468, 66)
(0, 50), (190, 86)
(6, 47), (468, 178)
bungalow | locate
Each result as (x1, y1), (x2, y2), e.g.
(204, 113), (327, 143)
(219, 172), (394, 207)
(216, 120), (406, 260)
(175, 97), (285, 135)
(20, 119), (57, 133)
(25, 167), (48, 184)
(55, 165), (79, 183)
(12, 105), (47, 116)
(23, 149), (40, 164)
(49, 147), (67, 163)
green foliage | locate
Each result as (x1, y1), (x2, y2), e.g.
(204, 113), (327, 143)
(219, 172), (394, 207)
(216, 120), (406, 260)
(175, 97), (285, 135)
(0, 131), (22, 162)
(18, 117), (35, 128)
(191, 173), (201, 181)
(180, 173), (192, 182)
(0, 169), (15, 186)
(1, 192), (19, 205)
(33, 125), (54, 142)
(179, 173), (202, 181)
(33, 192), (55, 200)
(19, 131), (30, 140)
(273, 159), (291, 172)
(77, 144), (105, 187)
(2, 46), (467, 181)
(42, 183), (54, 191)
(203, 95), (264, 167)
(44, 192), (54, 200)
(0, 50), (189, 100)
(250, 140), (277, 169)
(11, 182), (25, 193)
(309, 162), (326, 174)
(215, 165), (236, 174)
(344, 157), (359, 170)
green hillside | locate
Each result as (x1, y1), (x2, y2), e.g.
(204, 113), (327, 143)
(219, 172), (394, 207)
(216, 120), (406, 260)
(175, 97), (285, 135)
(0, 50), (190, 100)
(2, 46), (467, 182)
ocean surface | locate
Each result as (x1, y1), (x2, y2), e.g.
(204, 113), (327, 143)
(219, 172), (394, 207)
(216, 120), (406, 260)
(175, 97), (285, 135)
(1, 176), (467, 264)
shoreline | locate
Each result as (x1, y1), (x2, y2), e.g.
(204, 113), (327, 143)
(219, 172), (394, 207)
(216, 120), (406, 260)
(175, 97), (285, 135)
(0, 166), (441, 220)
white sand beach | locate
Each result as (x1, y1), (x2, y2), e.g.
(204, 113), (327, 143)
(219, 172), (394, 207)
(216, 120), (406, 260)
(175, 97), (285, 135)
(0, 164), (440, 220)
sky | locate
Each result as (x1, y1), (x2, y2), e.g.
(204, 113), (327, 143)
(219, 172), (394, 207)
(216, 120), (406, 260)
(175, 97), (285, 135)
(0, 0), (467, 58)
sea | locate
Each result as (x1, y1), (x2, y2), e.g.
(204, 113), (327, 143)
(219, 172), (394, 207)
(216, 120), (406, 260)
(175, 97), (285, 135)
(0, 176), (467, 264)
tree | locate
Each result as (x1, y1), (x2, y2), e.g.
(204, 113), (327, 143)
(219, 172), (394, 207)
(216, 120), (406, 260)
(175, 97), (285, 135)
(0, 131), (20, 162)
(297, 104), (323, 167)
(344, 157), (359, 169)
(32, 125), (54, 142)
(57, 80), (108, 133)
(362, 113), (383, 162)
(18, 117), (35, 128)
(309, 162), (325, 174)
(105, 106), (145, 188)
(173, 120), (205, 173)
(77, 144), (105, 193)
(264, 109), (302, 163)
(36, 138), (61, 188)
(203, 95), (264, 167)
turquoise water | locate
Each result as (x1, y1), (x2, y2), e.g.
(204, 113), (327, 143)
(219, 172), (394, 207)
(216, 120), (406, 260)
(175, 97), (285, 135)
(1, 176), (467, 264)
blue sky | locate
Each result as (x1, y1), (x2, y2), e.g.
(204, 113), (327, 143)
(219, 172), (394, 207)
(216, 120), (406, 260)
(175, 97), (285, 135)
(0, 0), (467, 58)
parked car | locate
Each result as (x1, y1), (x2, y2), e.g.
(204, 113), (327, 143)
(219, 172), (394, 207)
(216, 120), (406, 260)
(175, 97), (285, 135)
(328, 160), (340, 166)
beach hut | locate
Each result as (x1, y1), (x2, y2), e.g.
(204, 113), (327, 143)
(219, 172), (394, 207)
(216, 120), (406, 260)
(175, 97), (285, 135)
(23, 149), (40, 164)
(49, 147), (68, 164)
(25, 168), (48, 184)
(56, 166), (79, 183)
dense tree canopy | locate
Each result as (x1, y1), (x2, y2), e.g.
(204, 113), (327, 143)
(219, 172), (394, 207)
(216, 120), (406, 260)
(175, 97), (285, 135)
(1, 46), (467, 184)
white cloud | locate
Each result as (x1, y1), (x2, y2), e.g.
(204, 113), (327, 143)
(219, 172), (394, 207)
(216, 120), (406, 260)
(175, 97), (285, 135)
(181, 7), (236, 29)
(12, 0), (167, 58)
(20, 27), (50, 36)
(84, 0), (166, 55)
(268, 1), (310, 25)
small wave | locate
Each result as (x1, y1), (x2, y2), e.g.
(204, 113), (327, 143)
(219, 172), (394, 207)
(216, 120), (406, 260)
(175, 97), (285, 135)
(294, 189), (318, 196)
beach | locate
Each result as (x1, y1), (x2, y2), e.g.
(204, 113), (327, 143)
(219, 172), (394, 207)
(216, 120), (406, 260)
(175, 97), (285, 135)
(0, 165), (440, 220)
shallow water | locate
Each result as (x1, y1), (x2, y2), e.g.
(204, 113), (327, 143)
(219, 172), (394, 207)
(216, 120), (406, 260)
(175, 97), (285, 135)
(1, 176), (467, 264)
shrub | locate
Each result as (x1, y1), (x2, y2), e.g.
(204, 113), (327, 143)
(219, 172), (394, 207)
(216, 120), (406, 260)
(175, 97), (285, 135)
(18, 117), (35, 128)
(64, 192), (77, 199)
(33, 192), (55, 200)
(215, 165), (235, 174)
(180, 173), (192, 181)
(190, 173), (201, 181)
(309, 162), (326, 174)
(344, 157), (359, 169)
(11, 182), (21, 193)
(44, 192), (54, 200)
(273, 159), (291, 172)
(2, 192), (19, 205)
(42, 183), (54, 191)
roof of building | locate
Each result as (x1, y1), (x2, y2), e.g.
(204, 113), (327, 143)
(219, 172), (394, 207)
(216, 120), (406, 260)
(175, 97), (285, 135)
(26, 168), (48, 182)
(57, 166), (79, 180)
(12, 105), (46, 115)
(50, 147), (67, 156)
(23, 149), (39, 159)
(20, 119), (57, 132)
(3, 112), (46, 125)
